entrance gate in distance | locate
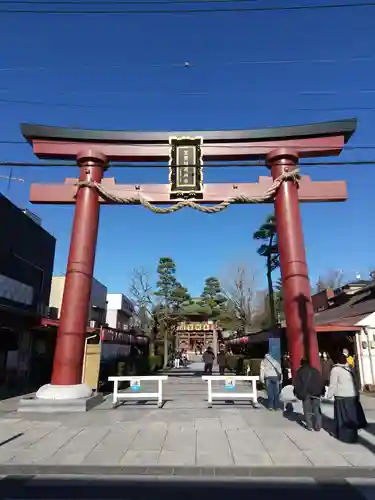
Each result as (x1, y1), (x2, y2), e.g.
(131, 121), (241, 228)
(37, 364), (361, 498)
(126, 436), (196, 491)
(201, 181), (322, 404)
(21, 118), (356, 401)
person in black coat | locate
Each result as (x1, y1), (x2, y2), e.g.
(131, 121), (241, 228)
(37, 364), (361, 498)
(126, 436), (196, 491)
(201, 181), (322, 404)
(294, 358), (325, 431)
(321, 352), (334, 388)
(217, 349), (227, 376)
(203, 347), (215, 374)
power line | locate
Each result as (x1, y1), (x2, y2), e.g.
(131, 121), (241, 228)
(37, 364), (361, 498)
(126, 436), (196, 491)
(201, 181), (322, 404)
(1, 88), (375, 97)
(0, 97), (105, 108)
(1, 160), (375, 168)
(301, 106), (375, 111)
(0, 95), (375, 112)
(1, 56), (372, 73)
(0, 2), (374, 14)
(0, 0), (260, 4)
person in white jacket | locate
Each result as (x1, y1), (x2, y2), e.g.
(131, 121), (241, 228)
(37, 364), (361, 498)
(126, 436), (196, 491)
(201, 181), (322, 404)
(260, 353), (282, 410)
(326, 353), (367, 443)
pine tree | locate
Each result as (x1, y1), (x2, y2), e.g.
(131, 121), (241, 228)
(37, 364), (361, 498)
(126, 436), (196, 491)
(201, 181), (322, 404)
(200, 277), (226, 317)
(155, 257), (190, 365)
(253, 213), (279, 327)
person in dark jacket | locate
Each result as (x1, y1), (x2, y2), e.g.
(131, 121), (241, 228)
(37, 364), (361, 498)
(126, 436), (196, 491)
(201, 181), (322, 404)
(321, 352), (334, 388)
(217, 349), (227, 376)
(294, 359), (325, 431)
(203, 347), (215, 374)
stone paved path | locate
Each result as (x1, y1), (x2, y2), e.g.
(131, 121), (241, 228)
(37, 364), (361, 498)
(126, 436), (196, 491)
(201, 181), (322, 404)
(0, 362), (374, 470)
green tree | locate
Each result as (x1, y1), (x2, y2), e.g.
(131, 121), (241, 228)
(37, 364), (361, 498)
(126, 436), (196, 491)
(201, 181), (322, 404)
(253, 214), (279, 328)
(154, 257), (190, 365)
(155, 258), (177, 304)
(180, 299), (212, 316)
(200, 276), (226, 318)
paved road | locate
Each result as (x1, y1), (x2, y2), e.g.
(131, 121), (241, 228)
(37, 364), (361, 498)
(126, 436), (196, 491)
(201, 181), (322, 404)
(0, 362), (374, 471)
(0, 474), (373, 500)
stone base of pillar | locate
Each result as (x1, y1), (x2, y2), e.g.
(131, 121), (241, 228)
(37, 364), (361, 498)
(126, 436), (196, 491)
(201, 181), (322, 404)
(36, 383), (93, 400)
(17, 384), (103, 413)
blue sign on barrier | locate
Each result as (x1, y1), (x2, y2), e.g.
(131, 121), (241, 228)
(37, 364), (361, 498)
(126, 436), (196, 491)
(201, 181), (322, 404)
(130, 379), (141, 391)
(224, 379), (236, 390)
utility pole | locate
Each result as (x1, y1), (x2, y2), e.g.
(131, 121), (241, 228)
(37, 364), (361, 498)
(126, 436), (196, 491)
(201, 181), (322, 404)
(0, 168), (24, 192)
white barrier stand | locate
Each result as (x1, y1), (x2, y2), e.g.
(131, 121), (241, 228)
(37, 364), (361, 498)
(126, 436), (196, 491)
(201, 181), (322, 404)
(108, 376), (168, 408)
(202, 375), (259, 407)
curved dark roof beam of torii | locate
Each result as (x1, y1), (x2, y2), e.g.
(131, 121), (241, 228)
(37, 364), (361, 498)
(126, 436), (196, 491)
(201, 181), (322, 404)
(20, 119), (357, 161)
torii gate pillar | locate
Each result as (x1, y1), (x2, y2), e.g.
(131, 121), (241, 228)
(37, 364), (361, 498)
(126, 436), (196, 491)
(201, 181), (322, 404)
(268, 149), (320, 376)
(37, 150), (107, 400)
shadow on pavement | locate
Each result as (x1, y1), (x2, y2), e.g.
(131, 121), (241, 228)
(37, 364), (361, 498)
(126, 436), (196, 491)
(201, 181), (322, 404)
(363, 422), (375, 437)
(284, 407), (375, 455)
(320, 415), (375, 455)
(259, 395), (285, 411)
(0, 475), (370, 500)
(283, 405), (304, 424)
(157, 371), (204, 378)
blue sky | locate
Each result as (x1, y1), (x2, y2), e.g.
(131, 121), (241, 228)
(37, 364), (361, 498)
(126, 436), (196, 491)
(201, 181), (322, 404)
(1, 1), (375, 298)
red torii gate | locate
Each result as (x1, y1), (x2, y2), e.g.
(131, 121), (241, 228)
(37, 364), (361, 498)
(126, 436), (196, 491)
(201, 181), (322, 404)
(21, 118), (356, 400)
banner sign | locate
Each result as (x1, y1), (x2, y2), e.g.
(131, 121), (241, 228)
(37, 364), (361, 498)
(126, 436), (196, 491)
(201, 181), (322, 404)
(177, 321), (216, 331)
(269, 334), (281, 364)
(100, 327), (148, 346)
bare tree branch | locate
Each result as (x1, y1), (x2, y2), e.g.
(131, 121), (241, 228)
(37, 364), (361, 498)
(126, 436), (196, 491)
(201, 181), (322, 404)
(129, 267), (154, 315)
(220, 263), (260, 332)
(316, 269), (346, 292)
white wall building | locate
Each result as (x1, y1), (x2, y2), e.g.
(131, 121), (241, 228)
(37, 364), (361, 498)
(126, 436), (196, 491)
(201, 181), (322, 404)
(105, 293), (135, 330)
(356, 313), (375, 389)
(49, 276), (108, 328)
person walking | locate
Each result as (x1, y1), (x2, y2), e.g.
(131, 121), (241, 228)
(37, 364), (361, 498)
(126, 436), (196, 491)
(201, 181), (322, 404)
(282, 353), (292, 387)
(326, 353), (367, 443)
(174, 350), (181, 369)
(260, 352), (282, 411)
(217, 348), (227, 376)
(321, 352), (334, 396)
(294, 358), (325, 431)
(182, 350), (188, 367)
(203, 347), (215, 375)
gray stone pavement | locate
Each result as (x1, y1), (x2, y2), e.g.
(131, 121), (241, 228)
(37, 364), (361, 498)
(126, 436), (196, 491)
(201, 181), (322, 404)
(0, 362), (374, 472)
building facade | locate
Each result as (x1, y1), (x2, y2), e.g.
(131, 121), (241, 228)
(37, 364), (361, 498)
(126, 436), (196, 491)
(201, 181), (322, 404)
(49, 276), (108, 329)
(176, 319), (219, 352)
(228, 279), (375, 390)
(105, 293), (135, 330)
(0, 195), (56, 395)
(314, 280), (375, 390)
